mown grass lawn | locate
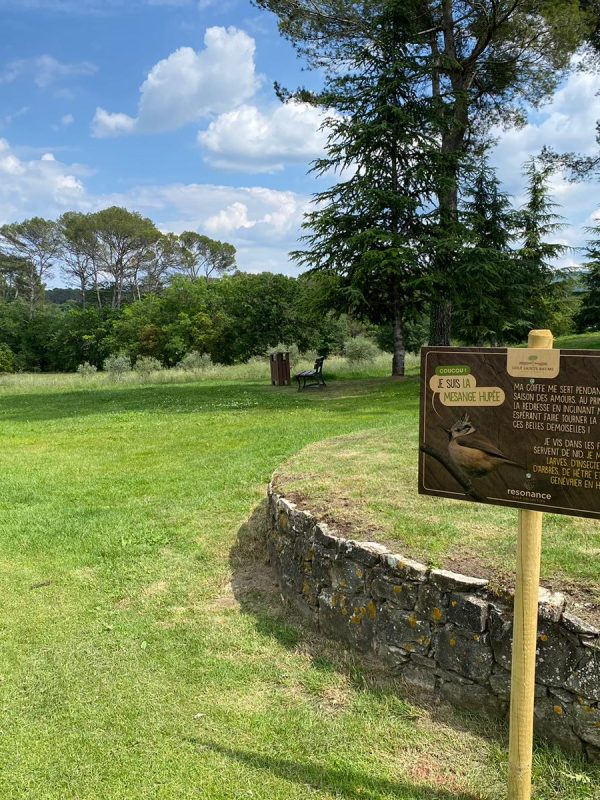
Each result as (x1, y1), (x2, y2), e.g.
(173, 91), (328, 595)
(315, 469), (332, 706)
(275, 423), (600, 616)
(0, 371), (598, 799)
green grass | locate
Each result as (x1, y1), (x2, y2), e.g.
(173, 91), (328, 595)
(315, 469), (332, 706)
(276, 333), (600, 616)
(275, 421), (600, 611)
(0, 352), (420, 395)
(0, 370), (598, 799)
(555, 331), (600, 350)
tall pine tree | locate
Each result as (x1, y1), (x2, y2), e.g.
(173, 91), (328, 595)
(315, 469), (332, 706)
(453, 159), (522, 345)
(291, 1), (434, 375)
(517, 159), (567, 332)
(255, 0), (593, 344)
(576, 223), (600, 331)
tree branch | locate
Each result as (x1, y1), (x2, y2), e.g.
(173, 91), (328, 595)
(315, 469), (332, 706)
(419, 443), (487, 503)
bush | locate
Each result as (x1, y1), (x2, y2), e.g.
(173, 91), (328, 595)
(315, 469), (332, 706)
(177, 351), (213, 371)
(76, 361), (98, 378)
(103, 353), (131, 379)
(267, 342), (300, 367)
(0, 343), (15, 374)
(343, 335), (380, 365)
(134, 356), (163, 375)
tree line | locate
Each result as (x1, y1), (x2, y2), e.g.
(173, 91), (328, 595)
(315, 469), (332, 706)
(0, 207), (236, 318)
(0, 254), (370, 374)
(0, 169), (598, 375)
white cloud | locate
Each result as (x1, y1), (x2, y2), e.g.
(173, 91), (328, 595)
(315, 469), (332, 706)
(98, 182), (309, 272)
(489, 67), (600, 266)
(0, 55), (96, 88)
(52, 113), (75, 131)
(198, 101), (329, 172)
(205, 201), (254, 233)
(0, 106), (29, 130)
(0, 139), (86, 222)
(0, 138), (308, 275)
(492, 71), (600, 190)
(92, 26), (259, 137)
(91, 108), (136, 137)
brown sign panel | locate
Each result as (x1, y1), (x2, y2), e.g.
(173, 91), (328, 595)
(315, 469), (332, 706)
(419, 347), (600, 520)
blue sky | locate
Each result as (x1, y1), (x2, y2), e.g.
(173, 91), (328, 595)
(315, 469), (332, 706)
(1, 0), (599, 285)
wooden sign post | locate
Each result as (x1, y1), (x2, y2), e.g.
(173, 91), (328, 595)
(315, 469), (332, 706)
(507, 329), (552, 800)
(418, 330), (600, 800)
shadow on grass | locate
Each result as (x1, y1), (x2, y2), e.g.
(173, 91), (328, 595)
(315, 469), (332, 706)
(229, 503), (507, 752)
(199, 741), (481, 800)
(0, 377), (418, 424)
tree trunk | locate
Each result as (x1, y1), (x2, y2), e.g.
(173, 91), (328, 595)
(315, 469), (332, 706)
(28, 264), (36, 320)
(429, 299), (451, 346)
(392, 304), (405, 377)
(428, 3), (470, 346)
(95, 281), (103, 318)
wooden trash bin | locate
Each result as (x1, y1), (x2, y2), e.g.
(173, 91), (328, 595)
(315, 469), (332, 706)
(270, 352), (291, 386)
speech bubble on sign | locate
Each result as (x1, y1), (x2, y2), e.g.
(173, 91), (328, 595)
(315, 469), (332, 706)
(438, 387), (505, 406)
(429, 374), (477, 392)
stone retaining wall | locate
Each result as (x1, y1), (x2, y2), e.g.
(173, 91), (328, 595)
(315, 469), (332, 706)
(267, 485), (600, 762)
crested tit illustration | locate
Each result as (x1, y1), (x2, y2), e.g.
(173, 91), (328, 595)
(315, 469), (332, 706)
(446, 413), (525, 479)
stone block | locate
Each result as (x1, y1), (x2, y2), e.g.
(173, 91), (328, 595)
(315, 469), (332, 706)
(566, 643), (600, 700)
(538, 587), (566, 623)
(436, 625), (494, 684)
(410, 653), (436, 669)
(313, 523), (343, 551)
(534, 697), (583, 755)
(383, 553), (428, 582)
(548, 688), (577, 706)
(330, 558), (366, 595)
(447, 593), (489, 633)
(282, 586), (316, 623)
(377, 605), (432, 656)
(310, 545), (333, 586)
(416, 583), (447, 624)
(375, 643), (410, 671)
(536, 622), (581, 688)
(339, 539), (389, 567)
(277, 509), (291, 535)
(572, 702), (600, 748)
(587, 744), (600, 764)
(489, 667), (512, 700)
(562, 612), (600, 638)
(402, 664), (436, 693)
(430, 569), (488, 594)
(288, 508), (313, 536)
(294, 535), (314, 563)
(318, 591), (376, 652)
(440, 678), (502, 716)
(370, 569), (418, 610)
(490, 606), (513, 670)
(298, 574), (319, 608)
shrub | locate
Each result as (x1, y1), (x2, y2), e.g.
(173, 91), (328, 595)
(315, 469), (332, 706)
(267, 342), (300, 367)
(76, 361), (98, 378)
(103, 353), (131, 379)
(134, 356), (163, 375)
(177, 351), (213, 371)
(0, 344), (15, 374)
(343, 335), (380, 365)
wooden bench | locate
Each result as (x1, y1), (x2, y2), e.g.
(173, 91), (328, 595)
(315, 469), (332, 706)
(295, 356), (326, 391)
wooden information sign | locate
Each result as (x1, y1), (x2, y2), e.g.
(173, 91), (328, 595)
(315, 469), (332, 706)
(419, 331), (600, 800)
(419, 343), (600, 520)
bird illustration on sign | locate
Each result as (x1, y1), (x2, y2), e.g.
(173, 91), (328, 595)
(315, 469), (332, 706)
(446, 413), (526, 479)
